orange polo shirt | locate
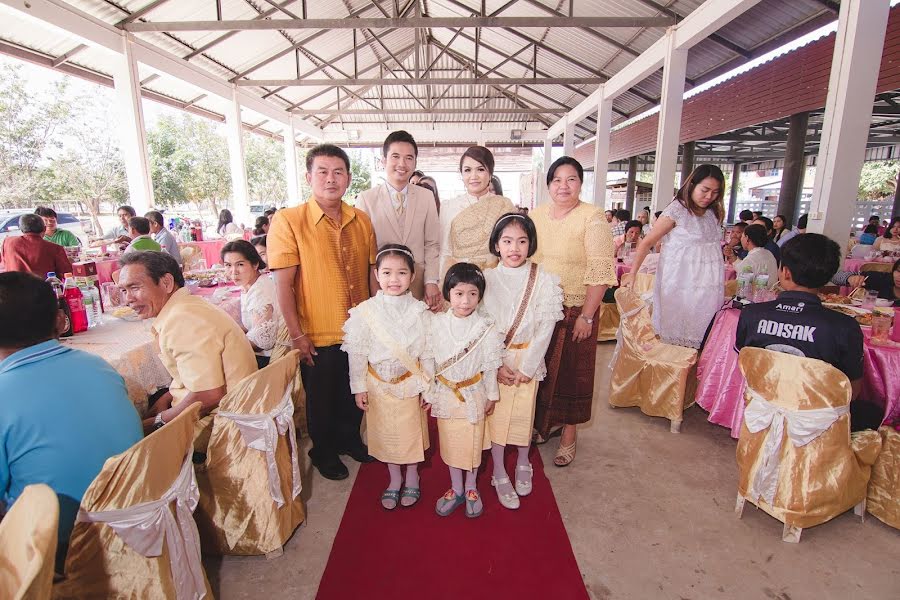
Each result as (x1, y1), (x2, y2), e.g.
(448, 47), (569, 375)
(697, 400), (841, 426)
(267, 198), (376, 347)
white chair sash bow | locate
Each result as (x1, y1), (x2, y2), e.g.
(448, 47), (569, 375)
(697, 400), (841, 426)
(743, 388), (849, 505)
(218, 385), (302, 508)
(76, 450), (206, 600)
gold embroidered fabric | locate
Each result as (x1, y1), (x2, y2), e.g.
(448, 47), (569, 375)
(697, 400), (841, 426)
(867, 426), (900, 529)
(54, 404), (213, 600)
(735, 348), (882, 530)
(0, 484), (58, 600)
(270, 325), (307, 435)
(195, 352), (305, 556)
(445, 194), (515, 275)
(531, 202), (617, 307)
(609, 288), (698, 424)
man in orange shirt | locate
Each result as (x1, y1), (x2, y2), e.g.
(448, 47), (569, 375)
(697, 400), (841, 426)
(268, 145), (377, 481)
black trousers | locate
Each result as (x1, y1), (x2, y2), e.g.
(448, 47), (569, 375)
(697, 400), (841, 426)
(300, 345), (363, 463)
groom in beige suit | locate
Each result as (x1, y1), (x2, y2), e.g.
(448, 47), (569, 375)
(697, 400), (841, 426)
(356, 130), (442, 311)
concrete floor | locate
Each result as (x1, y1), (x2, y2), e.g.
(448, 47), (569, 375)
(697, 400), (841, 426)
(207, 342), (899, 600)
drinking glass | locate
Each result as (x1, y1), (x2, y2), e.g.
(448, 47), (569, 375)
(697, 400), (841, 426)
(862, 290), (879, 310)
(100, 282), (121, 310)
(871, 312), (892, 341)
(196, 257), (208, 272)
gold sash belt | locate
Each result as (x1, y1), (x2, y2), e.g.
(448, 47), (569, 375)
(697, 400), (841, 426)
(436, 373), (483, 403)
(367, 363), (413, 385)
(507, 341), (530, 350)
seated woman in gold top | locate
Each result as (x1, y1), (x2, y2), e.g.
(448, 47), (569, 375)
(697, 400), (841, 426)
(439, 146), (515, 278)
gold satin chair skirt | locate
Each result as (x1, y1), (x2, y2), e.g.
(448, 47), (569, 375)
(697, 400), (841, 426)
(867, 426), (900, 530)
(0, 483), (58, 600)
(437, 417), (488, 471)
(486, 379), (538, 447)
(597, 303), (620, 343)
(365, 384), (430, 465)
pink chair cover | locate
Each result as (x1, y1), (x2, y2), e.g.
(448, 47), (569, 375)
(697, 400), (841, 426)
(695, 307), (745, 438)
(95, 259), (119, 284)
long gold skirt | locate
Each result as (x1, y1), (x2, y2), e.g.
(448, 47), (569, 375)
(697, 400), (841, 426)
(366, 383), (430, 464)
(436, 417), (487, 471)
(486, 379), (538, 447)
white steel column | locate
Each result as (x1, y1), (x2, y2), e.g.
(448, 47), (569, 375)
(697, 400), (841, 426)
(651, 28), (688, 211)
(592, 95), (614, 207)
(541, 137), (553, 204)
(563, 119), (575, 156)
(226, 86), (251, 227)
(283, 118), (301, 206)
(808, 0), (890, 249)
(112, 34), (153, 214)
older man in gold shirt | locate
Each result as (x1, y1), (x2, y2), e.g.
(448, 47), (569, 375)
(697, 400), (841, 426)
(268, 144), (377, 481)
(118, 251), (257, 451)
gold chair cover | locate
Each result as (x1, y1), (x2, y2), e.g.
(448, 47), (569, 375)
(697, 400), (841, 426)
(270, 325), (307, 435)
(597, 303), (620, 342)
(53, 404), (213, 600)
(860, 262), (892, 273)
(609, 287), (698, 429)
(724, 279), (739, 298)
(866, 426), (900, 529)
(632, 272), (655, 297)
(735, 348), (882, 531)
(0, 484), (58, 600)
(195, 352), (306, 556)
(180, 245), (203, 271)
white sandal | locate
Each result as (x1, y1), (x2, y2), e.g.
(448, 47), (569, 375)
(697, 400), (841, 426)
(554, 440), (577, 467)
(491, 476), (520, 510)
(515, 463), (534, 496)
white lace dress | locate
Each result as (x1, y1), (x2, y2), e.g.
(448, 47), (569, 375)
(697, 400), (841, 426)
(240, 274), (281, 358)
(425, 309), (503, 425)
(482, 262), (564, 379)
(652, 200), (724, 348)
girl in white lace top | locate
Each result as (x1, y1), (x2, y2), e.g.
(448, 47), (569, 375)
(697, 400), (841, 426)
(221, 240), (282, 369)
(625, 164), (726, 349)
(483, 213), (564, 510)
(427, 263), (503, 519)
(341, 244), (432, 510)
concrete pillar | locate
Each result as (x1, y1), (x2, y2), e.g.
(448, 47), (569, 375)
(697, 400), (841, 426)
(112, 34), (153, 214)
(777, 112), (809, 225)
(625, 156), (638, 213)
(541, 137), (553, 204)
(808, 0), (890, 249)
(652, 29), (687, 211)
(225, 86), (251, 228)
(728, 162), (741, 223)
(679, 141), (695, 187)
(563, 119), (575, 156)
(283, 118), (301, 207)
(592, 97), (613, 207)
(892, 167), (900, 219)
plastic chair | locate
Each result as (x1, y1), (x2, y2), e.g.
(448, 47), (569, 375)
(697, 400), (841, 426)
(609, 287), (698, 433)
(735, 348), (882, 542)
(53, 404), (213, 599)
(0, 484), (58, 600)
(194, 351), (305, 557)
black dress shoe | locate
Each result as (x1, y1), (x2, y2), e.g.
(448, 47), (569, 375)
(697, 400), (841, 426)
(313, 457), (349, 480)
(341, 445), (376, 463)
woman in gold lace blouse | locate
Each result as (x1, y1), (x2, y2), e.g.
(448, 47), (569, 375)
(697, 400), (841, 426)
(439, 146), (516, 277)
(530, 156), (617, 467)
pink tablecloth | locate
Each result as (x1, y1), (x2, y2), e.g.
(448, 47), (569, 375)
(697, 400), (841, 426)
(695, 308), (745, 438)
(180, 240), (227, 269)
(695, 307), (900, 437)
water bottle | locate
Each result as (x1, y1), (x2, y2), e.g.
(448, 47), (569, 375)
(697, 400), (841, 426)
(45, 272), (64, 298)
(63, 274), (88, 333)
(79, 281), (101, 328)
(753, 267), (770, 303)
(89, 285), (102, 326)
(736, 266), (754, 300)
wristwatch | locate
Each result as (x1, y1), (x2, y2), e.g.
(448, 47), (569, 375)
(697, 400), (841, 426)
(153, 413), (166, 430)
(579, 314), (594, 325)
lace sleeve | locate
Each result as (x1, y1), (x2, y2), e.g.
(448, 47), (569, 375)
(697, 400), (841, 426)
(482, 326), (504, 401)
(660, 199), (686, 224)
(519, 273), (564, 378)
(245, 303), (278, 351)
(583, 209), (618, 287)
(340, 307), (371, 394)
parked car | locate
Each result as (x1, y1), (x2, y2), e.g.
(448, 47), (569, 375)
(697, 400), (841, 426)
(0, 209), (93, 245)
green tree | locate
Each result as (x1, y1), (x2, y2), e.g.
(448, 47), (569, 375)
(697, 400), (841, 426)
(0, 62), (72, 207)
(344, 149), (371, 202)
(858, 160), (899, 199)
(244, 133), (286, 206)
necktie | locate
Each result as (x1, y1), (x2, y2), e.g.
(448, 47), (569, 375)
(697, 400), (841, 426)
(394, 192), (405, 218)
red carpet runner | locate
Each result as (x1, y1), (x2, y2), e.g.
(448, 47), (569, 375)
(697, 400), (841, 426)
(316, 422), (589, 599)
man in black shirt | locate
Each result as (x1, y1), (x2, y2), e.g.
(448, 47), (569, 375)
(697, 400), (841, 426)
(736, 233), (863, 399)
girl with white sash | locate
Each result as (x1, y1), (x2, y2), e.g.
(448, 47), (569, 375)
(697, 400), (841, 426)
(341, 244), (431, 510)
(482, 213), (563, 510)
(426, 263), (503, 519)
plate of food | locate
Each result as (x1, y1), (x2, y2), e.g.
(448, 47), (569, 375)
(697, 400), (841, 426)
(856, 312), (874, 327)
(109, 306), (140, 321)
(819, 293), (851, 304)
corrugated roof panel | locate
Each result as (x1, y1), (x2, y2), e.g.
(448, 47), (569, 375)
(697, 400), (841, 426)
(716, 0), (830, 50)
